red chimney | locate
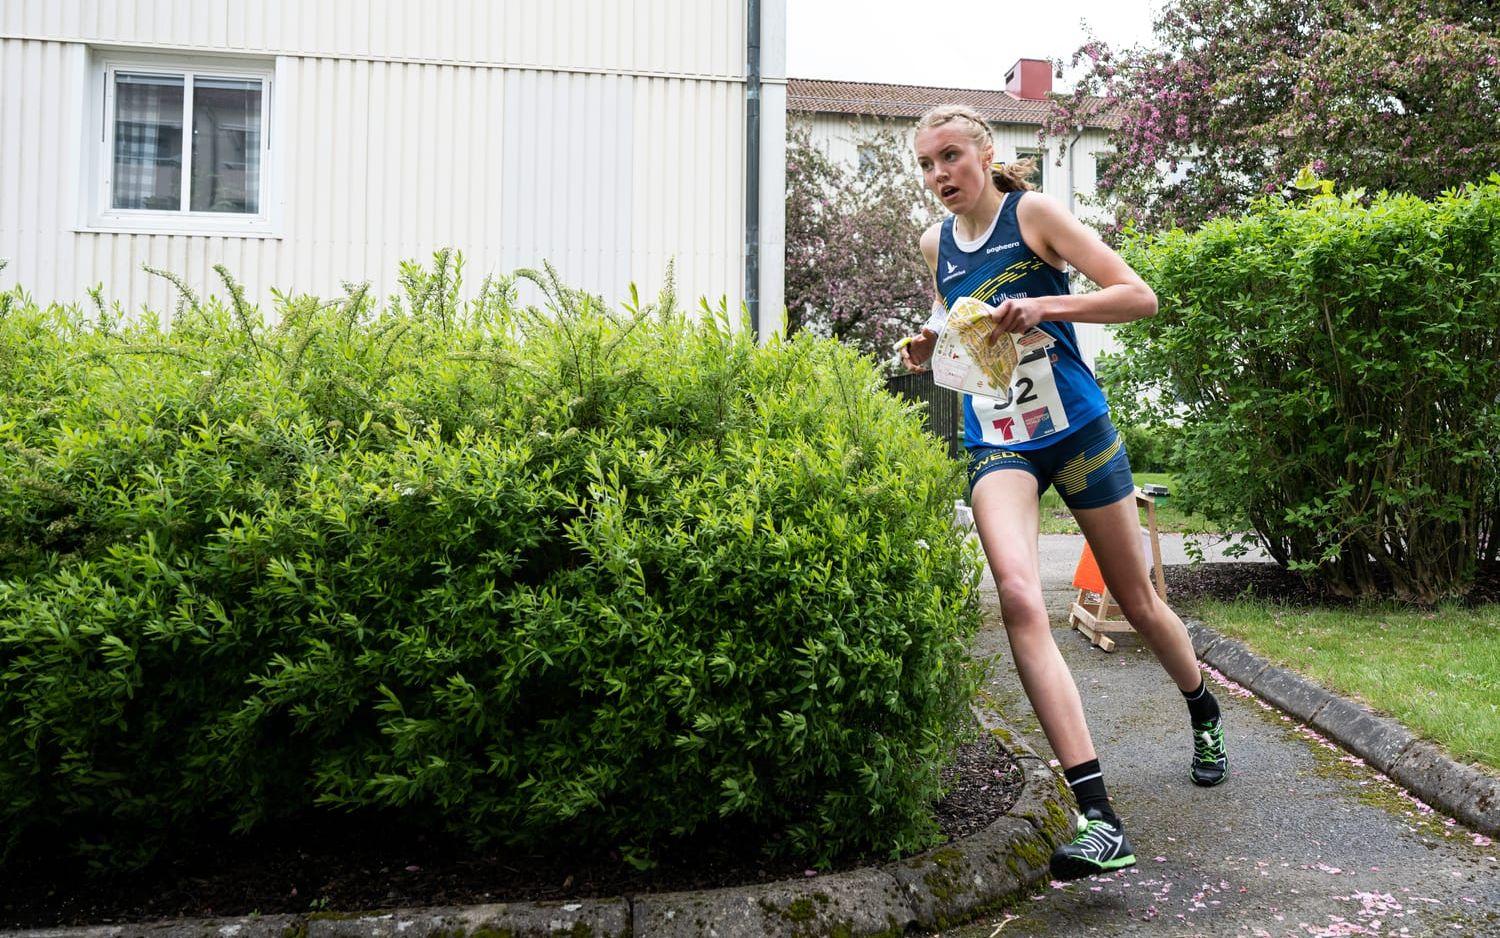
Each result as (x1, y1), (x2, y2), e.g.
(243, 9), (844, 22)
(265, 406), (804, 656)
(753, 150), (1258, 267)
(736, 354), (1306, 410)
(1005, 58), (1053, 100)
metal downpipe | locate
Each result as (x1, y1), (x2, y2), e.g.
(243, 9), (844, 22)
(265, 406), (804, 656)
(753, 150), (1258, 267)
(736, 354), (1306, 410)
(744, 0), (761, 339)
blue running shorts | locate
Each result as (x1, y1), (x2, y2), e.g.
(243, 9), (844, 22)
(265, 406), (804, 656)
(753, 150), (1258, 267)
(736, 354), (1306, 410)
(966, 413), (1135, 510)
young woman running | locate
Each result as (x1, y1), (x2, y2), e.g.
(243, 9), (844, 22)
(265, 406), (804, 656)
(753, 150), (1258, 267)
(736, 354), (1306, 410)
(899, 104), (1228, 881)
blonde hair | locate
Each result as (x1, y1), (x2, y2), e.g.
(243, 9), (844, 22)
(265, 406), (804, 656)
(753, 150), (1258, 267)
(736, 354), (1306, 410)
(914, 104), (1037, 193)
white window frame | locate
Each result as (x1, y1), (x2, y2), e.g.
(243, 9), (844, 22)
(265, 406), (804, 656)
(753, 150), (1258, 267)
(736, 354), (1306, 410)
(81, 49), (281, 238)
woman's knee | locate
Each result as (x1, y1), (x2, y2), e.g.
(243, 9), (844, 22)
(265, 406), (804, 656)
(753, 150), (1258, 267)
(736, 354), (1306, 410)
(995, 575), (1048, 628)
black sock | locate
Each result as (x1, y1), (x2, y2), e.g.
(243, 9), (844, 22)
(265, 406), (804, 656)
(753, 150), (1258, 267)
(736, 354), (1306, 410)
(1062, 758), (1119, 827)
(1182, 675), (1221, 727)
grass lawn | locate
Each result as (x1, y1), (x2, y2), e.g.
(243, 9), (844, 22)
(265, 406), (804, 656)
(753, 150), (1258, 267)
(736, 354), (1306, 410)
(1036, 472), (1214, 535)
(1195, 599), (1500, 773)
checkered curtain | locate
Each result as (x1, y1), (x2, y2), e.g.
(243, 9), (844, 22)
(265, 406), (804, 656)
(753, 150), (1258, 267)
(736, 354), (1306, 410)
(113, 74), (184, 210)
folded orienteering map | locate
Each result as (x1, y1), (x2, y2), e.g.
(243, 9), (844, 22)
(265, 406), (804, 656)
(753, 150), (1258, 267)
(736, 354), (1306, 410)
(930, 297), (1023, 398)
(919, 297), (1069, 443)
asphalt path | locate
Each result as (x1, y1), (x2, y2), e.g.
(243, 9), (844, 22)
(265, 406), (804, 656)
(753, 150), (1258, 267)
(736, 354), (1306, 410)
(935, 534), (1500, 937)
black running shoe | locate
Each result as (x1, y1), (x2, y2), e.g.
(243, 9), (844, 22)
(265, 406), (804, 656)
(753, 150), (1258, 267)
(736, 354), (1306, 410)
(1191, 717), (1228, 787)
(1049, 807), (1137, 881)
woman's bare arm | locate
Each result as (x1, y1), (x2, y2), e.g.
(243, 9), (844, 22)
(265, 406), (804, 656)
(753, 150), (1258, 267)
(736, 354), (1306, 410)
(1017, 194), (1157, 325)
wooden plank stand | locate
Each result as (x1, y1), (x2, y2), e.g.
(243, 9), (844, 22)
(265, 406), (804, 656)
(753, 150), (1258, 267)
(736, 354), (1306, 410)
(1069, 486), (1167, 652)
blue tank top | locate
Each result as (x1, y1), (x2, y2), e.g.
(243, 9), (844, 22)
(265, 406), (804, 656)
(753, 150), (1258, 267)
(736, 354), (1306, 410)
(935, 191), (1108, 451)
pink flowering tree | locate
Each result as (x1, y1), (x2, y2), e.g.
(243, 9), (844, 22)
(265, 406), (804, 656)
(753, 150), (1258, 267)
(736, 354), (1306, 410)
(784, 120), (940, 360)
(1043, 0), (1500, 234)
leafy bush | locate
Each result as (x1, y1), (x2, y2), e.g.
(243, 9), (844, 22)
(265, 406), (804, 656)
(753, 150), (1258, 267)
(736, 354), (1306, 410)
(1095, 358), (1185, 475)
(1111, 178), (1500, 601)
(1114, 422), (1183, 475)
(0, 256), (983, 870)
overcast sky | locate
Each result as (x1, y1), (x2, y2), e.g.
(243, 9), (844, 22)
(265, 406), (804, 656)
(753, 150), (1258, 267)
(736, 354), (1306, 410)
(785, 0), (1162, 91)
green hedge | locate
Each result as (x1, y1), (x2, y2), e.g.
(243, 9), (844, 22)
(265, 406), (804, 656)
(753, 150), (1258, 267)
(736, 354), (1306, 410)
(1112, 178), (1500, 601)
(0, 257), (983, 870)
(1095, 355), (1184, 475)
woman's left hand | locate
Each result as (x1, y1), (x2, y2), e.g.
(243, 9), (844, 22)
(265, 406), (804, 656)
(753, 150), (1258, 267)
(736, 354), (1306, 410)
(988, 296), (1046, 335)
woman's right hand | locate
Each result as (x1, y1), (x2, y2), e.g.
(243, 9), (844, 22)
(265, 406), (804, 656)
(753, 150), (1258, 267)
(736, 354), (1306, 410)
(899, 328), (938, 372)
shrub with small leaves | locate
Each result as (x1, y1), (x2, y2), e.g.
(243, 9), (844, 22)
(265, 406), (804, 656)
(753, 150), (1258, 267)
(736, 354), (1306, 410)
(0, 254), (982, 871)
(1111, 178), (1500, 601)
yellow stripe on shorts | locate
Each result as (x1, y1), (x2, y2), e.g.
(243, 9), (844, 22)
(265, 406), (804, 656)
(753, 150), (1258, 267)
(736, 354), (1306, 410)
(1055, 435), (1123, 496)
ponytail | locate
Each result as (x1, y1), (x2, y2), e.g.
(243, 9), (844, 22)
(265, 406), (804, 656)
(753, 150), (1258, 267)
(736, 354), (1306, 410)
(990, 159), (1036, 193)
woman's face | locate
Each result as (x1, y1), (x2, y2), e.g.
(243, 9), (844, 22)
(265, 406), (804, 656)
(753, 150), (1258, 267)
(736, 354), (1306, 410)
(915, 124), (993, 215)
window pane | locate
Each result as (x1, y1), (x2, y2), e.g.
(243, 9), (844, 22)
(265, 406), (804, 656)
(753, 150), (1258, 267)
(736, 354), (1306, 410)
(1018, 149), (1045, 192)
(190, 77), (262, 214)
(113, 73), (184, 210)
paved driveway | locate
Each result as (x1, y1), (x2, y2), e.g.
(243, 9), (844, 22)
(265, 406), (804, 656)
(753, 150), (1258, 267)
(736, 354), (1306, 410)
(939, 534), (1499, 937)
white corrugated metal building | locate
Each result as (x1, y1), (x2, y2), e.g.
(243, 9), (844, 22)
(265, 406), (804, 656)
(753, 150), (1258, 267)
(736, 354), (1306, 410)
(0, 0), (787, 338)
(787, 62), (1123, 365)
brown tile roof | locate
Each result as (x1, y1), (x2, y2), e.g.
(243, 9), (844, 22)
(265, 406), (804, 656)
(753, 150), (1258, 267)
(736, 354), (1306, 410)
(786, 77), (1118, 131)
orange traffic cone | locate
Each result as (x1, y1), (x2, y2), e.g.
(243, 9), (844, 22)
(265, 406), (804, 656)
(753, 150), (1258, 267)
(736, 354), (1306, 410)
(1070, 541), (1123, 650)
(1071, 541), (1106, 595)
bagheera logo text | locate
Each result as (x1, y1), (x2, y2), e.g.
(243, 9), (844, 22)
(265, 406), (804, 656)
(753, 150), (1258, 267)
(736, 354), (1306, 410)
(986, 241), (1021, 254)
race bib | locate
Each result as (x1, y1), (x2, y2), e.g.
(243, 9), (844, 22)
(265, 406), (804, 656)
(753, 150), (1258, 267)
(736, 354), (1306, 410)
(973, 328), (1070, 445)
(929, 297), (1071, 445)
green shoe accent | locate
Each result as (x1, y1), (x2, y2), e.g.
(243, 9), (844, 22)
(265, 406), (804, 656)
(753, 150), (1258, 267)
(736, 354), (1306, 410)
(1192, 718), (1228, 786)
(1049, 811), (1138, 880)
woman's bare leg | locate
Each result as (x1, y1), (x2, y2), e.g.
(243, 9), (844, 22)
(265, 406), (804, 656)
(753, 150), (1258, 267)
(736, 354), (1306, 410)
(970, 469), (1097, 768)
(1070, 495), (1201, 690)
(1072, 492), (1229, 788)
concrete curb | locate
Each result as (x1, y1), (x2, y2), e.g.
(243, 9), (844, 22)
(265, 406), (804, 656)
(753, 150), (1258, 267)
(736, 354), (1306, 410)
(6, 702), (1074, 938)
(1186, 619), (1500, 836)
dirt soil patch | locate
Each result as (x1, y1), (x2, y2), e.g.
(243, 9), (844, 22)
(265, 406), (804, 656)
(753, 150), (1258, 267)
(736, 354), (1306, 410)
(2, 732), (1022, 929)
(1163, 559), (1500, 610)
